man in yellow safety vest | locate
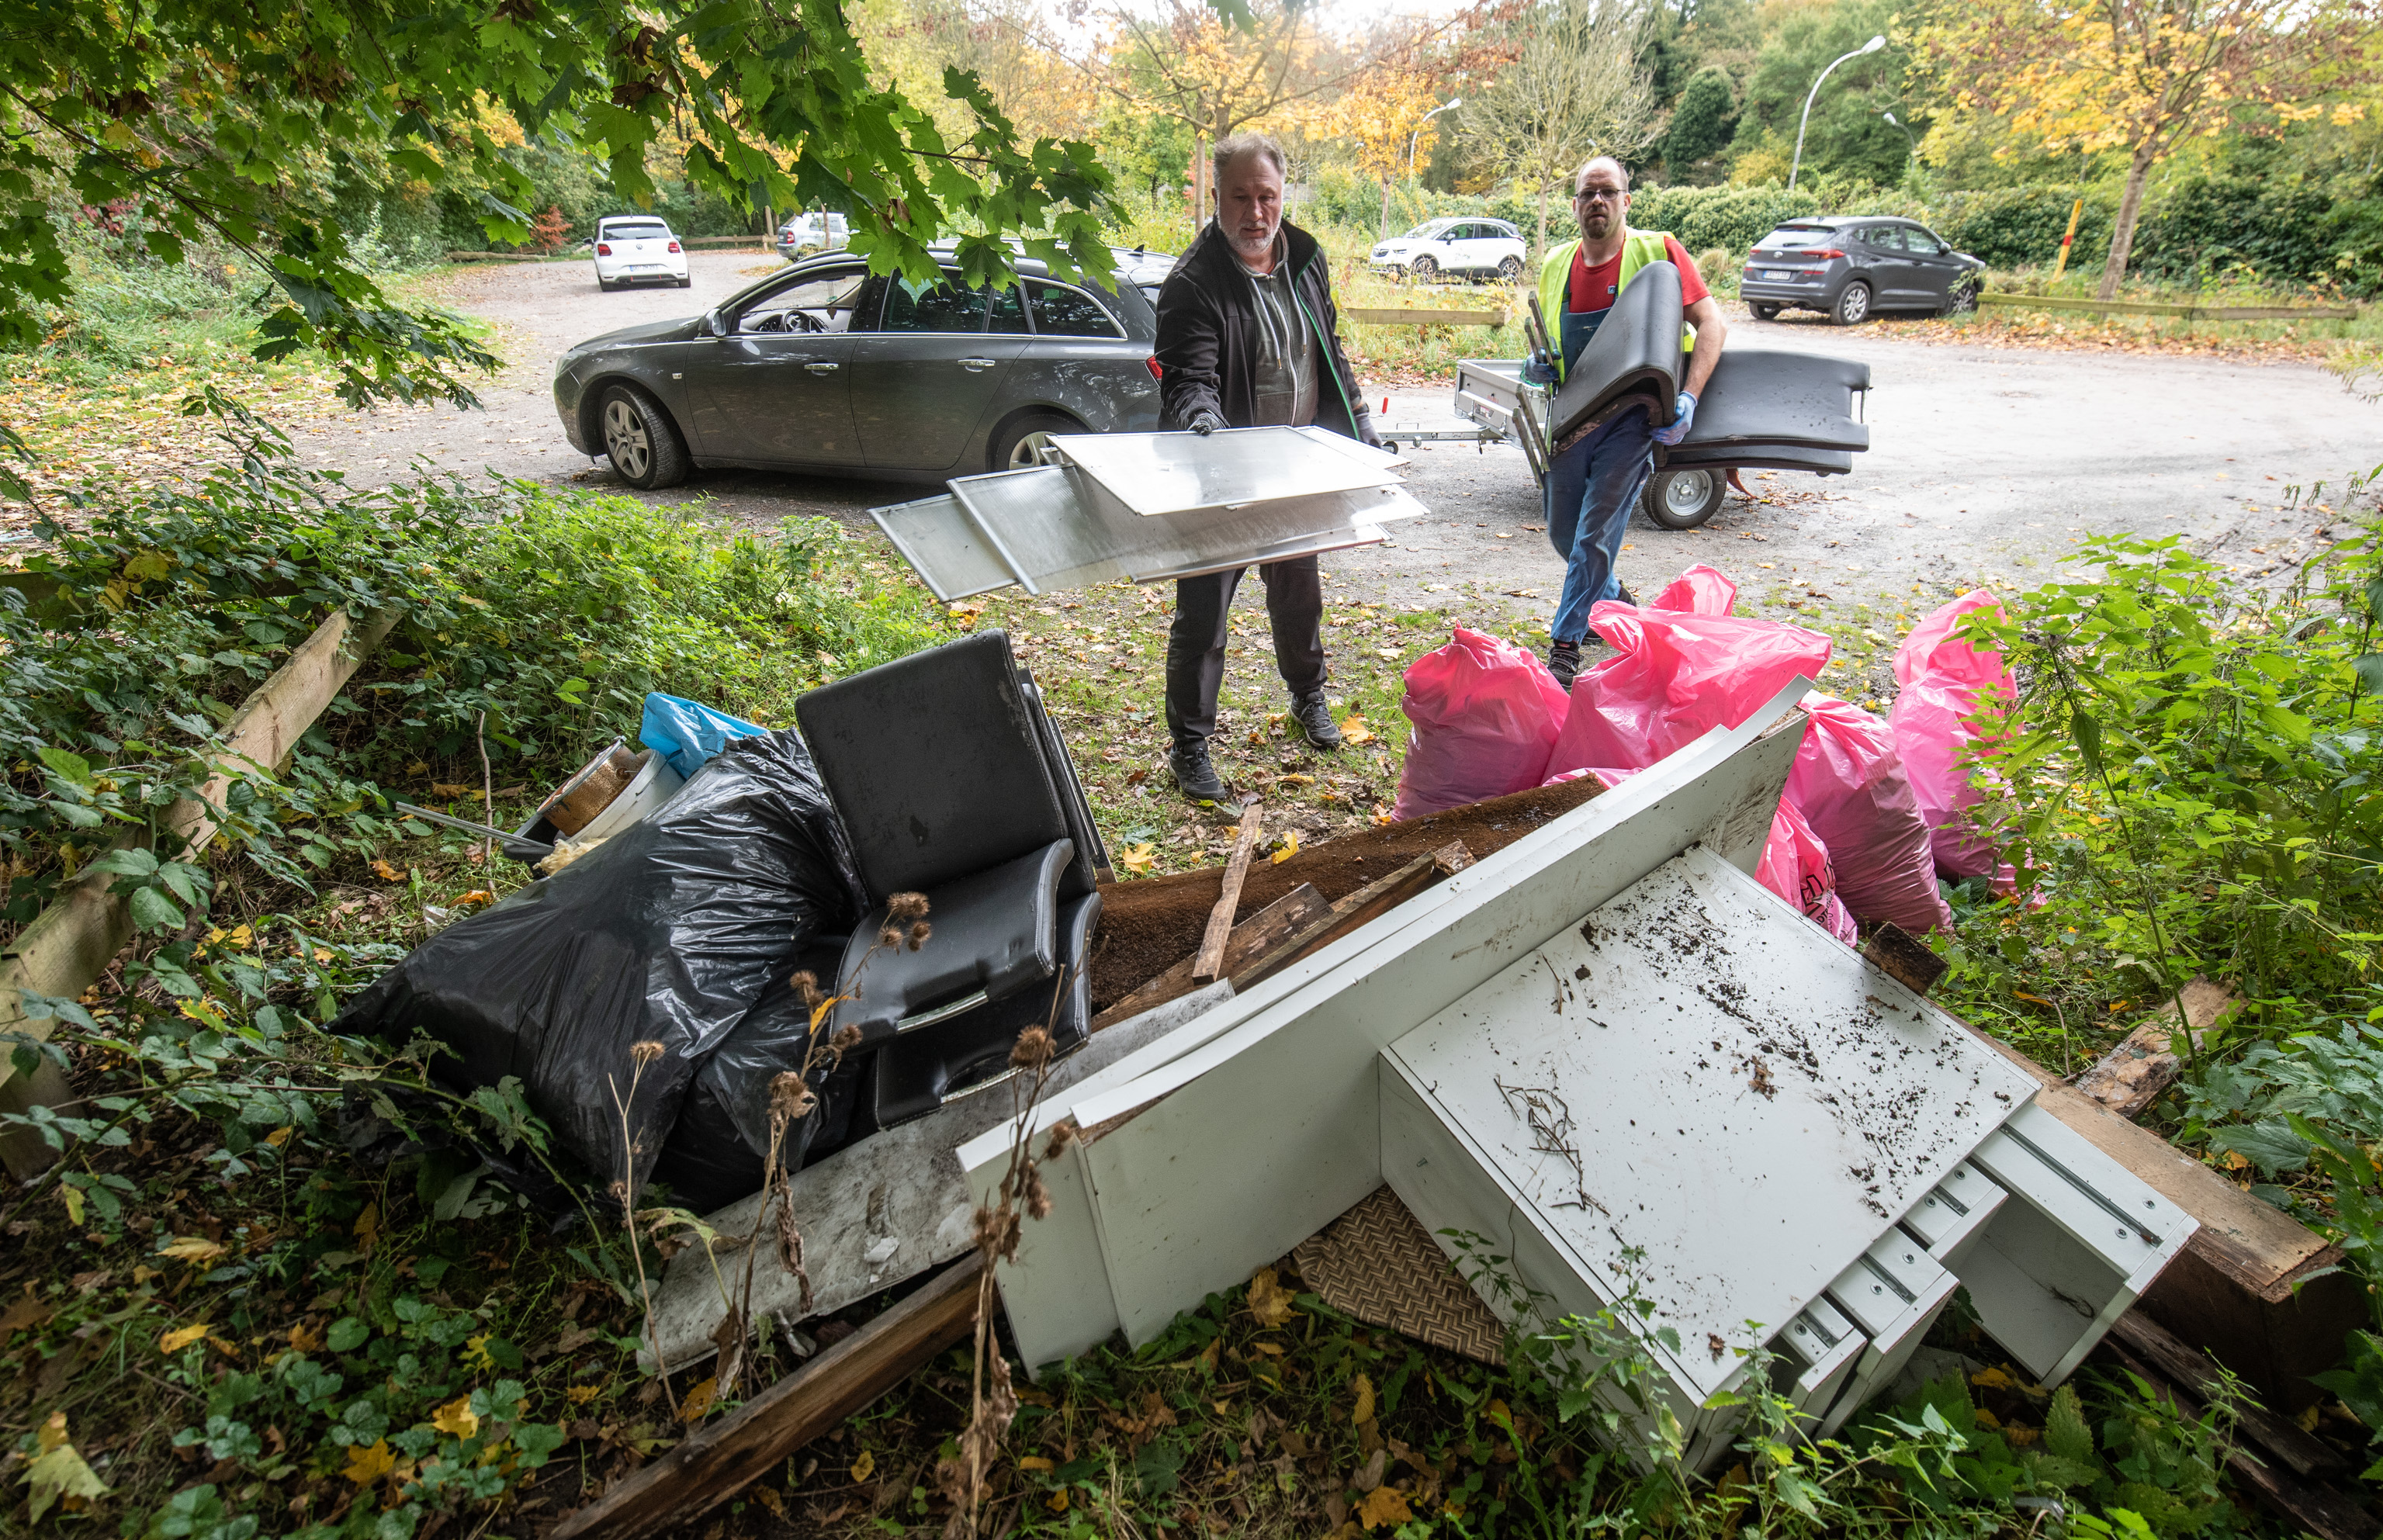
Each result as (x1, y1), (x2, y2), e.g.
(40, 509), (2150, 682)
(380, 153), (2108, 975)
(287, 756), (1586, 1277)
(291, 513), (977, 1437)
(1527, 156), (1728, 687)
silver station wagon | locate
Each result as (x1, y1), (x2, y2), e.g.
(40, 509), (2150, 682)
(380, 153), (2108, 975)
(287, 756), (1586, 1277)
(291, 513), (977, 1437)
(554, 250), (1164, 489)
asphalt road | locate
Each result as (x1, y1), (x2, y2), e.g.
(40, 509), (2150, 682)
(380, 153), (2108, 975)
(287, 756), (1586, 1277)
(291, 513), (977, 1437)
(344, 251), (2383, 631)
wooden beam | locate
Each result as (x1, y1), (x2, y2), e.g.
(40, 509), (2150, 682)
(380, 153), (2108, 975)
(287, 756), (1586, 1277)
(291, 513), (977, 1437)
(1192, 801), (1263, 982)
(1976, 292), (2360, 322)
(1089, 884), (1328, 1032)
(552, 1254), (983, 1540)
(0, 604), (399, 1177)
(2073, 978), (2241, 1120)
(2108, 1310), (2343, 1478)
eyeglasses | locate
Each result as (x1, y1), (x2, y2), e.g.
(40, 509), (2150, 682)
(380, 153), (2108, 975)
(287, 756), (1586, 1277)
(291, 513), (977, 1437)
(1574, 187), (1626, 202)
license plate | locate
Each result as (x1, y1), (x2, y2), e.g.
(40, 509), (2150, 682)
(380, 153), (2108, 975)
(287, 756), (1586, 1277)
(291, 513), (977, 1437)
(1764, 269), (1792, 282)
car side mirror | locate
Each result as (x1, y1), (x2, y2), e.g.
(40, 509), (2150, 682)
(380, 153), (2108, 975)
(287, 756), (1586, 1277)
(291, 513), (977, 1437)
(705, 310), (728, 338)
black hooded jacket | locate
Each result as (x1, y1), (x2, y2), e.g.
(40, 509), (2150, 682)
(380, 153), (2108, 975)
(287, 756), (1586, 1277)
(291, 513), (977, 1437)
(1154, 219), (1375, 443)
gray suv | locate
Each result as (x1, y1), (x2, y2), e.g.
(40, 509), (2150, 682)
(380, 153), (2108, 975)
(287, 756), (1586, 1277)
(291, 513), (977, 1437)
(553, 251), (1163, 490)
(1740, 217), (1984, 325)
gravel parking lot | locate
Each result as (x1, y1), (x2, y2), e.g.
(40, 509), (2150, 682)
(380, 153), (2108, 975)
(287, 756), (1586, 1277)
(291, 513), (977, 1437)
(335, 251), (2383, 632)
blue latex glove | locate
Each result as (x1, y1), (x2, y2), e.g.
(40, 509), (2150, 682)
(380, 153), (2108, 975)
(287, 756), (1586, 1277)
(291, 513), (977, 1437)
(1652, 391), (1696, 446)
(1521, 350), (1558, 387)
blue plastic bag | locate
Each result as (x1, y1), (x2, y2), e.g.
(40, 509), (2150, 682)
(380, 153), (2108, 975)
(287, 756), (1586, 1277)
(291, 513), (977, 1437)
(640, 692), (766, 780)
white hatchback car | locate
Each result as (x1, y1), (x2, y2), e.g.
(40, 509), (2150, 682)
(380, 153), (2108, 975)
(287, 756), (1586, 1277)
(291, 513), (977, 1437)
(592, 216), (690, 292)
(1368, 217), (1527, 282)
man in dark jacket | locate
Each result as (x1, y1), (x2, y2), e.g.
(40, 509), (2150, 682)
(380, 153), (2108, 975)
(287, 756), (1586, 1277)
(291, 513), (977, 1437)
(1154, 131), (1381, 803)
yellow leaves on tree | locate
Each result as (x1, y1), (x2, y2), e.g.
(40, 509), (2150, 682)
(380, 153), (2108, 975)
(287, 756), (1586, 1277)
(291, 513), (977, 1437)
(1914, 0), (2383, 296)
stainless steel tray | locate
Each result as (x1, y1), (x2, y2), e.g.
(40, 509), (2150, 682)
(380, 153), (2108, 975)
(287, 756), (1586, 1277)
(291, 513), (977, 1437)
(1047, 426), (1402, 517)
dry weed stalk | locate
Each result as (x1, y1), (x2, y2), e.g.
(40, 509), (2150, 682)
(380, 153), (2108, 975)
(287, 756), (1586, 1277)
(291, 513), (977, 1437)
(606, 1037), (676, 1417)
(936, 969), (1075, 1538)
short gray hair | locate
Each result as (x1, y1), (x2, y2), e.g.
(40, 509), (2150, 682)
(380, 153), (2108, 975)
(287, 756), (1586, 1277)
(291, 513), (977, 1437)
(1572, 156), (1632, 194)
(1213, 132), (1287, 182)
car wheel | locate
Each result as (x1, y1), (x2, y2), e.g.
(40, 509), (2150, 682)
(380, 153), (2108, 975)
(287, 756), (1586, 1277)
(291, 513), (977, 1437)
(1941, 278), (1979, 316)
(1640, 468), (1725, 531)
(597, 276), (615, 293)
(1831, 281), (1872, 326)
(992, 410), (1082, 473)
(1411, 255), (1437, 281)
(1498, 256), (1523, 280)
(1750, 302), (1781, 321)
(598, 384), (691, 490)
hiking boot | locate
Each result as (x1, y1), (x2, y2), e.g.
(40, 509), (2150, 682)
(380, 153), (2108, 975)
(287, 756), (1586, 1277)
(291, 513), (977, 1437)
(1614, 582), (1637, 607)
(1289, 692), (1343, 750)
(1547, 639), (1583, 690)
(1169, 740), (1230, 803)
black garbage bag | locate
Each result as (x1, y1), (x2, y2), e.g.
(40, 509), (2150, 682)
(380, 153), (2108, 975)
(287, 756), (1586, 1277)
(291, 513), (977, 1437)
(333, 729), (864, 1192)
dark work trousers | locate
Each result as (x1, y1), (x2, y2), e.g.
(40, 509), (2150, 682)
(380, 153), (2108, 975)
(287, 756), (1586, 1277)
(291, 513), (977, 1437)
(1166, 556), (1327, 747)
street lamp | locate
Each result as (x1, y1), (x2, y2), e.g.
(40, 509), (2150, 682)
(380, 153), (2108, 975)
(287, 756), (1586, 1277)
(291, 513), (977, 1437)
(1409, 98), (1463, 179)
(1788, 35), (1886, 192)
(1880, 109), (1917, 155)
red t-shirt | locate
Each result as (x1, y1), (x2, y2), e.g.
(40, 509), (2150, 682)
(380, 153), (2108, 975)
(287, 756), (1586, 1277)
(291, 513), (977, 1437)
(1567, 234), (1709, 313)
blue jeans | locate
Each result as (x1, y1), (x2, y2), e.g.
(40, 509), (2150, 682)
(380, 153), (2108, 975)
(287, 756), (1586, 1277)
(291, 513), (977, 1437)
(1545, 408), (1655, 643)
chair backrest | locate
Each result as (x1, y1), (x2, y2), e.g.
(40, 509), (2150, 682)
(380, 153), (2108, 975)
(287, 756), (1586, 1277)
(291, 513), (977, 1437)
(797, 629), (1096, 901)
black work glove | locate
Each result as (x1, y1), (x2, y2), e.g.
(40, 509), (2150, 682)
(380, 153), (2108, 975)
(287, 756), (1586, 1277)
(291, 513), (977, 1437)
(1187, 410), (1227, 436)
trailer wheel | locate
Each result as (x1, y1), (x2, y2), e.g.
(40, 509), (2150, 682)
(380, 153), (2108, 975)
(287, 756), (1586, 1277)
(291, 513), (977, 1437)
(1641, 467), (1725, 531)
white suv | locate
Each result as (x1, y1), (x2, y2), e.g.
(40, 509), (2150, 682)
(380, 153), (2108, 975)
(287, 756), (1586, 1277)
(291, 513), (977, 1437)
(592, 216), (690, 292)
(1369, 218), (1526, 282)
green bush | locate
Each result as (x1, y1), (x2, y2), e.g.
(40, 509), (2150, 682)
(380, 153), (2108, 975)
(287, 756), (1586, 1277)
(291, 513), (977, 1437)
(1929, 185), (2118, 271)
(2133, 171), (2383, 296)
(1629, 182), (1822, 252)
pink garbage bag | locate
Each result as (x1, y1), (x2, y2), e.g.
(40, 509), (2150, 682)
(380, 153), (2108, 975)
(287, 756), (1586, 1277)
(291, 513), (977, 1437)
(1785, 696), (1952, 934)
(1650, 564), (1737, 616)
(1755, 794), (1859, 943)
(1391, 627), (1573, 819)
(1546, 600), (1831, 777)
(1890, 590), (2015, 879)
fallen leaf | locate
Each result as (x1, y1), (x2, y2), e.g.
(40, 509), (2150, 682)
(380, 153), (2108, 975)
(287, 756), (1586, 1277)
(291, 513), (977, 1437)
(566, 1384), (602, 1403)
(1248, 1266), (1296, 1327)
(456, 889), (495, 908)
(753, 1486), (785, 1517)
(850, 1448), (876, 1482)
(1340, 716), (1375, 746)
(160, 1323), (214, 1355)
(1120, 842), (1156, 874)
(353, 1203), (381, 1251)
(431, 782), (474, 797)
(1018, 1455), (1055, 1471)
(287, 1321), (324, 1353)
(0, 1286), (52, 1337)
(265, 1126), (294, 1147)
(431, 1396), (480, 1438)
(158, 1237), (225, 1265)
(1046, 1490), (1069, 1513)
(344, 1438), (397, 1486)
(24, 1413), (109, 1521)
(1352, 1372), (1376, 1425)
(1357, 1484), (1411, 1529)
(1276, 773), (1314, 787)
(1970, 1365), (2015, 1392)
(370, 858), (404, 881)
(1269, 831), (1301, 864)
(680, 1376), (717, 1423)
(1353, 1446), (1387, 1492)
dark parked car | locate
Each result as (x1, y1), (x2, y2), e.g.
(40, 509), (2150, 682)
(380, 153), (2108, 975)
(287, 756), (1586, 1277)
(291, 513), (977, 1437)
(1740, 216), (1983, 325)
(554, 251), (1164, 489)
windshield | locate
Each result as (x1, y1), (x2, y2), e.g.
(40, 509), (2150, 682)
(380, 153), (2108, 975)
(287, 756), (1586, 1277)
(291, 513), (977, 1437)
(1759, 226), (1841, 251)
(1400, 219), (1459, 240)
(604, 221), (669, 239)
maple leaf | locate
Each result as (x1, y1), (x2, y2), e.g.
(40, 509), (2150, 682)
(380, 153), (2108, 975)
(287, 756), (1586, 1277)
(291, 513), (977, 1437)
(1356, 1485), (1413, 1529)
(1120, 841), (1156, 874)
(566, 1384), (602, 1404)
(1247, 1266), (1296, 1327)
(1269, 831), (1301, 864)
(461, 1333), (498, 1372)
(159, 1322), (212, 1353)
(1340, 715), (1376, 746)
(431, 1396), (480, 1438)
(344, 1438), (397, 1486)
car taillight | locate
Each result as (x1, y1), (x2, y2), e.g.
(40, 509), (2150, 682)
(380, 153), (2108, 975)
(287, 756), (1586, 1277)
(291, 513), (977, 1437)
(1145, 357), (1162, 382)
(596, 243), (611, 256)
(1802, 249), (1844, 261)
(667, 241), (681, 253)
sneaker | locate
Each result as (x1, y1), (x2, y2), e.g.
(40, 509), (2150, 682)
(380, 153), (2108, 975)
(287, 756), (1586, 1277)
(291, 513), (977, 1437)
(1614, 583), (1637, 607)
(1289, 692), (1343, 750)
(1169, 740), (1230, 802)
(1547, 639), (1583, 690)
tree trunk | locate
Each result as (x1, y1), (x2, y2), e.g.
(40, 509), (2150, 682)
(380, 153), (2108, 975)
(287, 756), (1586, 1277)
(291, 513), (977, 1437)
(2097, 143), (2158, 301)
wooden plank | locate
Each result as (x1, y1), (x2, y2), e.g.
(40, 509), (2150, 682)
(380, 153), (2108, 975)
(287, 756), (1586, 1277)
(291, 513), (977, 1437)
(2108, 1310), (2343, 1478)
(0, 604), (398, 1176)
(1089, 883), (1327, 1031)
(2073, 978), (2240, 1119)
(1231, 841), (1474, 991)
(1191, 801), (1263, 981)
(1345, 307), (1511, 327)
(552, 1254), (982, 1540)
(1976, 292), (2359, 322)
